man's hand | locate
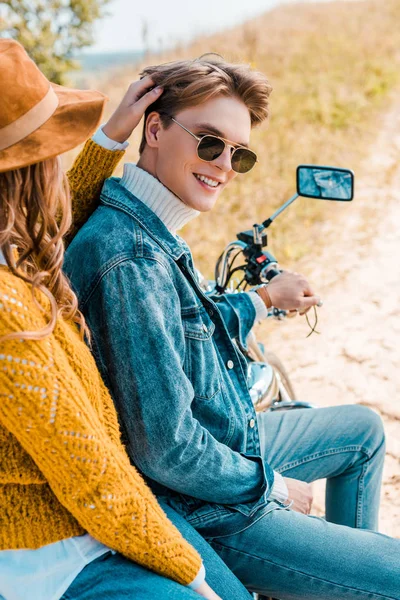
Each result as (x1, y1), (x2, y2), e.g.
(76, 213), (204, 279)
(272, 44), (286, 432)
(256, 271), (321, 312)
(102, 76), (163, 143)
(283, 477), (313, 514)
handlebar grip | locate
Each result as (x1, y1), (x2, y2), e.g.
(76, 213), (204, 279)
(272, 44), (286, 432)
(264, 268), (281, 281)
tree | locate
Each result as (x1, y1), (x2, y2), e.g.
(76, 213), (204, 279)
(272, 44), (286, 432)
(0, 0), (111, 84)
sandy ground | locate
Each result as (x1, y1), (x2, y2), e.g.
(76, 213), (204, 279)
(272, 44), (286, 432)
(255, 98), (400, 537)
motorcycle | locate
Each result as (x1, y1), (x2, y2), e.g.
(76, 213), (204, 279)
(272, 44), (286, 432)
(199, 164), (354, 416)
(199, 163), (355, 600)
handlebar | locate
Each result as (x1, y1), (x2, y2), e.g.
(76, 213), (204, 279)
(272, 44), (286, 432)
(261, 267), (281, 282)
(215, 236), (281, 292)
(215, 241), (247, 291)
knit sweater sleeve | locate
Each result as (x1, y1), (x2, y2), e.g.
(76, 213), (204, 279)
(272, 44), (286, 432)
(65, 139), (125, 247)
(0, 282), (202, 586)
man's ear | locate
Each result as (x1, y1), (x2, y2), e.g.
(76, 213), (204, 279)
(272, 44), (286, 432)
(145, 112), (162, 149)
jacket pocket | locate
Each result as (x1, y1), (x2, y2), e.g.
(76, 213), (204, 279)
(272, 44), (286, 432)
(182, 304), (234, 445)
(183, 306), (220, 401)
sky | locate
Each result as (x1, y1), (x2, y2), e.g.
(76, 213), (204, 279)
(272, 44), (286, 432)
(90, 0), (293, 53)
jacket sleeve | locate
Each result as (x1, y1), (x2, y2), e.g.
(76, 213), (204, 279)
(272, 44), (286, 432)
(80, 257), (269, 506)
(65, 139), (125, 247)
(0, 301), (202, 586)
(207, 292), (256, 348)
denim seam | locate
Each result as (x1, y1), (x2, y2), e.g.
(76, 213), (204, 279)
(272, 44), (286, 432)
(100, 193), (185, 261)
(184, 324), (215, 341)
(193, 387), (221, 401)
(207, 503), (288, 540)
(79, 253), (137, 307)
(181, 304), (204, 316)
(81, 255), (174, 308)
(135, 223), (143, 256)
(356, 461), (368, 528)
(236, 293), (256, 347)
(210, 542), (398, 600)
(185, 505), (227, 526)
(219, 385), (236, 447)
(277, 444), (372, 473)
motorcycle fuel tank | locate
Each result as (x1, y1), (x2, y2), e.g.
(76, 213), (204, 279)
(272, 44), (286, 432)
(247, 361), (280, 410)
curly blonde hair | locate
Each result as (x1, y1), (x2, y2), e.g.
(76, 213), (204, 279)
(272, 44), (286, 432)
(138, 54), (272, 154)
(0, 156), (88, 341)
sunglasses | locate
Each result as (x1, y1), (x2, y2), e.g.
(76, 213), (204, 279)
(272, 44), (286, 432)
(171, 118), (258, 174)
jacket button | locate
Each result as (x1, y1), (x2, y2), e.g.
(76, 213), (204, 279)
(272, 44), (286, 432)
(249, 418), (256, 428)
(208, 309), (214, 316)
(227, 360), (234, 369)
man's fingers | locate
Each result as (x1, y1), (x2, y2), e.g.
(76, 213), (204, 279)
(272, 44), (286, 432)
(299, 295), (321, 309)
(302, 282), (316, 297)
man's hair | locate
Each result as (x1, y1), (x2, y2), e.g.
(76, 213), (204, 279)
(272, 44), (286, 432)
(138, 54), (272, 154)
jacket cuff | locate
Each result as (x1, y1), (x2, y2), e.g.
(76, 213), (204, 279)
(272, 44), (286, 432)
(187, 563), (206, 590)
(236, 292), (257, 349)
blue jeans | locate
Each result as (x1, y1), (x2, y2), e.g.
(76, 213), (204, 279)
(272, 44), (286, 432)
(61, 502), (252, 600)
(209, 405), (400, 599)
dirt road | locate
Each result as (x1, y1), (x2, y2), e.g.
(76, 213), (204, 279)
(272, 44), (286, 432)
(255, 98), (400, 536)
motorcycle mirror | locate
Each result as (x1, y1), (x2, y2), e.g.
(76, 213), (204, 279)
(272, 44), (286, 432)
(297, 165), (354, 201)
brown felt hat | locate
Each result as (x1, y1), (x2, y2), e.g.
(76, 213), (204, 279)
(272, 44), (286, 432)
(0, 39), (107, 173)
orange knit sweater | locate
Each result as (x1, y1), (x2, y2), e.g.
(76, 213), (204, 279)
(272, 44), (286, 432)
(66, 138), (125, 245)
(0, 142), (201, 585)
(0, 269), (201, 585)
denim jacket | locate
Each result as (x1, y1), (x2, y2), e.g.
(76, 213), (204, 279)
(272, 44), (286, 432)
(64, 178), (275, 537)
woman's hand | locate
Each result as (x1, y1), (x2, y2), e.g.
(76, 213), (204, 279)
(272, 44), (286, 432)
(195, 581), (222, 600)
(102, 76), (163, 143)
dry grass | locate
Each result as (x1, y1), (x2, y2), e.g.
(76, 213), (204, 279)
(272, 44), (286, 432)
(66, 0), (400, 276)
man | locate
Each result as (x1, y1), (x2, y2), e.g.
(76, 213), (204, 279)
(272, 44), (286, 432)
(65, 56), (399, 598)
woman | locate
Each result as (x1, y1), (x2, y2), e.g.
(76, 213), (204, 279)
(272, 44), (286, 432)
(0, 40), (252, 600)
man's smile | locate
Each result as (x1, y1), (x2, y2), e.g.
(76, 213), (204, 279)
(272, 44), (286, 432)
(193, 173), (223, 189)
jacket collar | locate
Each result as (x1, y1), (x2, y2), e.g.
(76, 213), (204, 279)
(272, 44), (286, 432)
(100, 178), (189, 261)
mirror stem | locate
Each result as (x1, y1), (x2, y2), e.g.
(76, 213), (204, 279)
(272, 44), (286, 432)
(262, 193), (299, 229)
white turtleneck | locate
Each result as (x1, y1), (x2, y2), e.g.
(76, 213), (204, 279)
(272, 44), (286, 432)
(120, 163), (200, 235)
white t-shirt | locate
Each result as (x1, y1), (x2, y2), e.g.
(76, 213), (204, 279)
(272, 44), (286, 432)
(0, 535), (110, 600)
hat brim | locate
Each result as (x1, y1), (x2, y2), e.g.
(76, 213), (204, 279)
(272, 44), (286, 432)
(0, 83), (107, 173)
